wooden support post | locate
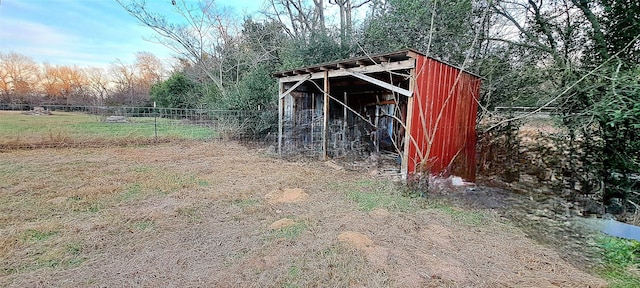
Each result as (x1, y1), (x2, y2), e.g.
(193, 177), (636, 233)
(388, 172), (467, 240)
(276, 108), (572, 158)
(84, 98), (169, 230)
(401, 69), (416, 179)
(311, 92), (315, 150)
(278, 82), (284, 155)
(375, 105), (380, 153)
(343, 91), (348, 146)
(322, 71), (330, 160)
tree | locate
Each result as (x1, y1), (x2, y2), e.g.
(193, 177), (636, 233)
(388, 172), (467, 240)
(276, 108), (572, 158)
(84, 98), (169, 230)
(580, 0), (640, 64)
(223, 64), (277, 110)
(330, 0), (371, 47)
(574, 0), (640, 212)
(362, 0), (478, 65)
(150, 72), (218, 109)
(264, 0), (327, 38)
(135, 52), (165, 89)
(108, 60), (140, 105)
(481, 0), (640, 213)
(278, 30), (346, 69)
(238, 18), (286, 67)
(0, 52), (40, 103)
(85, 67), (112, 105)
(107, 52), (165, 106)
(117, 0), (241, 94)
(41, 64), (89, 105)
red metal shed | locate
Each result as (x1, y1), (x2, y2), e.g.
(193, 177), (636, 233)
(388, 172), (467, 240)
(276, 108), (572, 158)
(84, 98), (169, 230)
(274, 49), (481, 181)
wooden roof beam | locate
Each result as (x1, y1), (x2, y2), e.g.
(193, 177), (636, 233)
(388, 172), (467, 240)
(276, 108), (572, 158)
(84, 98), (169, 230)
(279, 75), (311, 99)
(406, 50), (419, 59)
(278, 59), (416, 83)
(345, 71), (412, 97)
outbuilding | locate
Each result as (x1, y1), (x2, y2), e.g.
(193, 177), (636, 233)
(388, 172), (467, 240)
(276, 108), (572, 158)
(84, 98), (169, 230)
(274, 49), (481, 181)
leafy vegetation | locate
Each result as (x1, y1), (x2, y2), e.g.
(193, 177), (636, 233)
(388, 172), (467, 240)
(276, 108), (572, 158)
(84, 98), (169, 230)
(150, 72), (219, 109)
(597, 236), (640, 287)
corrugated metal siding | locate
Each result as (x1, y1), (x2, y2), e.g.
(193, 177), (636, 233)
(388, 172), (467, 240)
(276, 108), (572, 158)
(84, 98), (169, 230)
(407, 56), (481, 181)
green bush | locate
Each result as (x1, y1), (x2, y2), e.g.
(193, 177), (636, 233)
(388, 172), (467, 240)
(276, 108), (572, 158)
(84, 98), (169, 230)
(597, 236), (640, 287)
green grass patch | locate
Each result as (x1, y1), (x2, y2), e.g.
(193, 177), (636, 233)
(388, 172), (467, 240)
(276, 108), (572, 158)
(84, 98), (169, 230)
(287, 265), (301, 277)
(232, 198), (260, 209)
(223, 249), (250, 267)
(133, 220), (155, 231)
(286, 244), (381, 287)
(22, 229), (58, 242)
(283, 265), (302, 288)
(428, 203), (488, 226)
(597, 236), (640, 287)
(133, 165), (153, 173)
(66, 242), (83, 256)
(33, 254), (86, 270)
(344, 179), (416, 212)
(119, 184), (142, 201)
(85, 202), (105, 213)
(347, 190), (414, 212)
(132, 170), (206, 194)
(0, 111), (216, 145)
(271, 221), (307, 240)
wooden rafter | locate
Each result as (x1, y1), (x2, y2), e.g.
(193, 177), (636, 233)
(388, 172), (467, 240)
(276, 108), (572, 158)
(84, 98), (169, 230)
(278, 59), (415, 83)
(279, 75), (310, 99)
(345, 71), (412, 97)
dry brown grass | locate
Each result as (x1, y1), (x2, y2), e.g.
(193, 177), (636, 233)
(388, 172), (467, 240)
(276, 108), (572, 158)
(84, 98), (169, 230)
(0, 141), (606, 287)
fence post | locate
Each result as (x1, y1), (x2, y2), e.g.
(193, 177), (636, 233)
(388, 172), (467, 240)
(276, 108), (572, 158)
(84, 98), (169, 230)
(153, 102), (158, 141)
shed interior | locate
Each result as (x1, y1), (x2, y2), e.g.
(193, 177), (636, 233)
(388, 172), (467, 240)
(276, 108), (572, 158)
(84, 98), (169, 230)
(281, 71), (411, 160)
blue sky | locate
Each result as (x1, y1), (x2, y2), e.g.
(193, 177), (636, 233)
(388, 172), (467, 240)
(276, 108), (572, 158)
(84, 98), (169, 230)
(0, 0), (262, 68)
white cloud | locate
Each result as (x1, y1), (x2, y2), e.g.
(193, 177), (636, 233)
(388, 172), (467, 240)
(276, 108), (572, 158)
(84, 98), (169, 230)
(0, 17), (78, 46)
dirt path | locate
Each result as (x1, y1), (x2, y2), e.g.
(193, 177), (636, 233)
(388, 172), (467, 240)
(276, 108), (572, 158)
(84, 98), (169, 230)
(0, 142), (606, 287)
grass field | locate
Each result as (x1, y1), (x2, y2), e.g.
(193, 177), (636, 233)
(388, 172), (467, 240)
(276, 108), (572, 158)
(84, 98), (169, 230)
(0, 112), (612, 287)
(0, 111), (215, 149)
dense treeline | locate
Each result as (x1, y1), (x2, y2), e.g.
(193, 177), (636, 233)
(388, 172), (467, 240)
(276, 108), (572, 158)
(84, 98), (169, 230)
(0, 51), (166, 106)
(1, 0), (638, 215)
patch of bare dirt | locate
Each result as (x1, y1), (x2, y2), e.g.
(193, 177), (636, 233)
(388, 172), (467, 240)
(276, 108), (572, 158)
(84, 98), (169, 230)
(338, 231), (374, 250)
(265, 188), (309, 204)
(368, 208), (391, 219)
(0, 141), (607, 287)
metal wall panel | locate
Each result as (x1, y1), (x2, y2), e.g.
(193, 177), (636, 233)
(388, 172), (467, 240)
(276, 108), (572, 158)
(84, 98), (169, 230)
(407, 56), (481, 181)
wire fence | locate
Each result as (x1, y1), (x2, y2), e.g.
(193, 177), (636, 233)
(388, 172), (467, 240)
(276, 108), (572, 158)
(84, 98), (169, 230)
(0, 104), (277, 150)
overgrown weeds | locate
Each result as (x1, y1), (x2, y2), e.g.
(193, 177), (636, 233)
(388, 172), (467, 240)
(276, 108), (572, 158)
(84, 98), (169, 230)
(597, 236), (640, 287)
